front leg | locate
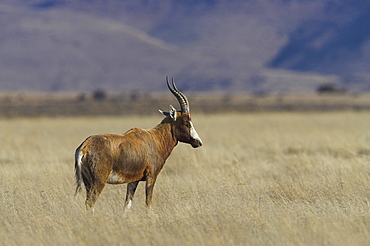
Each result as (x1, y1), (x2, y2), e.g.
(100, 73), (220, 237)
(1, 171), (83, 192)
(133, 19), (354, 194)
(145, 175), (158, 208)
(124, 181), (139, 211)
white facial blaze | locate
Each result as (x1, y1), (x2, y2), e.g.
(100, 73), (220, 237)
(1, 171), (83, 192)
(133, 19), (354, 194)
(190, 121), (202, 144)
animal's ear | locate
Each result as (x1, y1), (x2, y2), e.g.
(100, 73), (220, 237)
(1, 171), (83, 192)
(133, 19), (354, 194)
(159, 109), (170, 117)
(169, 105), (177, 120)
(159, 105), (177, 120)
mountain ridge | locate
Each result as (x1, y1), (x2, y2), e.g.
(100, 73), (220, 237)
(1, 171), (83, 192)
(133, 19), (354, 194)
(1, 0), (369, 93)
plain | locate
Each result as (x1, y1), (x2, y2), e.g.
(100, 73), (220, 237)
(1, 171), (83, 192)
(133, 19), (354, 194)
(0, 112), (369, 246)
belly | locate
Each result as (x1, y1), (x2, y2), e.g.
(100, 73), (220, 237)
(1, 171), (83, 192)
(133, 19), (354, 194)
(106, 170), (145, 184)
(107, 170), (125, 184)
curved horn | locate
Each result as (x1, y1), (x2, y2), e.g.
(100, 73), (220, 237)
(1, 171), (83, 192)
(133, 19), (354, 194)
(166, 76), (189, 113)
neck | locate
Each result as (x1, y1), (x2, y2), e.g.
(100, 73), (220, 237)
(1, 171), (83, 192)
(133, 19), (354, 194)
(151, 121), (178, 160)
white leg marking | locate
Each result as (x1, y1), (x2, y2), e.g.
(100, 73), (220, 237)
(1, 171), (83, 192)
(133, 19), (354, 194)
(126, 200), (132, 210)
(124, 200), (132, 214)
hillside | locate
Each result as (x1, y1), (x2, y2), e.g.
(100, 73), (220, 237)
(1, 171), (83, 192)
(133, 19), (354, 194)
(0, 0), (369, 93)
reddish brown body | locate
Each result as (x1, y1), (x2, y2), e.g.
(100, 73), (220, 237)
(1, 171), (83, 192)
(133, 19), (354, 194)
(74, 78), (202, 212)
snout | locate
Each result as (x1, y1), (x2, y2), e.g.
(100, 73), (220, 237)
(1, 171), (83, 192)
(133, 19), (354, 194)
(191, 138), (203, 148)
(189, 124), (202, 148)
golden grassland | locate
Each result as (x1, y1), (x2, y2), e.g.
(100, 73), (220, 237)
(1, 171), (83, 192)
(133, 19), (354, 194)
(0, 112), (370, 245)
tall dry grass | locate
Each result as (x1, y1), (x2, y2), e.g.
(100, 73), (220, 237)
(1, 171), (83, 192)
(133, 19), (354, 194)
(0, 112), (369, 245)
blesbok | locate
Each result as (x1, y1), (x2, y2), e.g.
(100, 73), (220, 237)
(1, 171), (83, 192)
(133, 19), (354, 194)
(74, 77), (203, 212)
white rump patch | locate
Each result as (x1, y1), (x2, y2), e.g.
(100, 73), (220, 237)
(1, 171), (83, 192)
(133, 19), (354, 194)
(77, 153), (83, 166)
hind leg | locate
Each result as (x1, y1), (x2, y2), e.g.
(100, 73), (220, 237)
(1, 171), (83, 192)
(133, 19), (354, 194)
(124, 181), (139, 211)
(81, 152), (113, 212)
(82, 167), (110, 212)
(85, 181), (107, 211)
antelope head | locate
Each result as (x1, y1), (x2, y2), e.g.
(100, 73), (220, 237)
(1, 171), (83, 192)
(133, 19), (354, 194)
(160, 77), (203, 148)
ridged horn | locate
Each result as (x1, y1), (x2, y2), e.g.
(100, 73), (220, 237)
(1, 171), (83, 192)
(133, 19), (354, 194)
(166, 76), (189, 113)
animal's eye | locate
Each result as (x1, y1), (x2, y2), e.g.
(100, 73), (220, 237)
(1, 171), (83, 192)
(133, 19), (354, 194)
(184, 121), (191, 128)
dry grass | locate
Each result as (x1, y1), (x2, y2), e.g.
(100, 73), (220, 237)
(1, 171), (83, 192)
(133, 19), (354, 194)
(0, 112), (370, 246)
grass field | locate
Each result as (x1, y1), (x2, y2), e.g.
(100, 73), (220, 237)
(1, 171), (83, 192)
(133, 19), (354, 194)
(0, 112), (370, 245)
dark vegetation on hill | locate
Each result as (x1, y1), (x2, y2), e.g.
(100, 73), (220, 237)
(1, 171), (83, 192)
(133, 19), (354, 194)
(1, 92), (369, 117)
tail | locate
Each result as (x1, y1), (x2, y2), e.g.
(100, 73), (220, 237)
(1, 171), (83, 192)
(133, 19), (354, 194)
(74, 145), (84, 196)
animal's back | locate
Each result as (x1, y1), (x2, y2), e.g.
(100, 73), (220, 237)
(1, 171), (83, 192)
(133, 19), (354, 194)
(78, 128), (145, 154)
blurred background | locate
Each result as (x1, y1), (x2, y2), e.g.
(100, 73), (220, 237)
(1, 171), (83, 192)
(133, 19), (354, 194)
(2, 3), (370, 245)
(1, 0), (369, 94)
